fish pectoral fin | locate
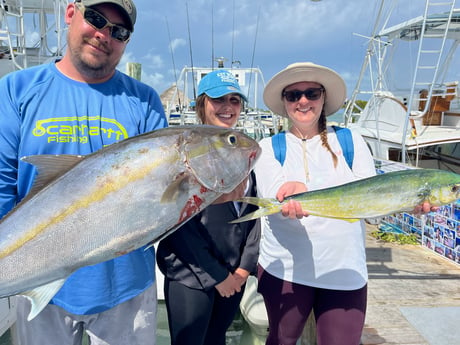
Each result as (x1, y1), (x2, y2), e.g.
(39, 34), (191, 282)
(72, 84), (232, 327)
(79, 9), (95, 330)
(161, 175), (190, 203)
(21, 278), (67, 321)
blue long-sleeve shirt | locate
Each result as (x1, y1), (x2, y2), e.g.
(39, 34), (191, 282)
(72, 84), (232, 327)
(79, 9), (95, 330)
(0, 62), (167, 314)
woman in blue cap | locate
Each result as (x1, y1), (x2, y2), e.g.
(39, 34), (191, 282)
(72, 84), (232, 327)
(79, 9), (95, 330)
(156, 70), (261, 345)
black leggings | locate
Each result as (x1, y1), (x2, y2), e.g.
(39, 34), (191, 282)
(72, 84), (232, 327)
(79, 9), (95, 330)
(258, 266), (367, 345)
(164, 278), (244, 345)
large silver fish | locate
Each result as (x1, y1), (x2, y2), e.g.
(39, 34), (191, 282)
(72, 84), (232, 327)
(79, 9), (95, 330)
(0, 125), (260, 320)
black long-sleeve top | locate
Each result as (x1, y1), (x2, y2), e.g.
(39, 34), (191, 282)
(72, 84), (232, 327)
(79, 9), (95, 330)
(156, 173), (260, 291)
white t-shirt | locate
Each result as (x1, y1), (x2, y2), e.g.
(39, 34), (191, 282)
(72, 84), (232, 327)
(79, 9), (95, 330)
(255, 127), (376, 290)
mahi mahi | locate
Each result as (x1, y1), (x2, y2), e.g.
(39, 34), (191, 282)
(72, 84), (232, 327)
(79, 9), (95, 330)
(232, 169), (460, 223)
(0, 125), (260, 320)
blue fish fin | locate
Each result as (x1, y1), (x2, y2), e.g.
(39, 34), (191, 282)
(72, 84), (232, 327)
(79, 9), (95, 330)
(21, 278), (67, 321)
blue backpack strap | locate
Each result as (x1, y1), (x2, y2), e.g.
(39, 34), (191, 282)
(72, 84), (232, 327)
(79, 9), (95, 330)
(333, 126), (354, 169)
(271, 128), (353, 169)
(271, 131), (286, 166)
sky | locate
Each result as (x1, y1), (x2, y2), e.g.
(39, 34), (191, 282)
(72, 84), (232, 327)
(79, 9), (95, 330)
(122, 0), (383, 98)
(117, 0), (446, 108)
(18, 0), (457, 109)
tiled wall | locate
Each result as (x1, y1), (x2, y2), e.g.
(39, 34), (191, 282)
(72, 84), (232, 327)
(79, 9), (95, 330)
(375, 160), (460, 265)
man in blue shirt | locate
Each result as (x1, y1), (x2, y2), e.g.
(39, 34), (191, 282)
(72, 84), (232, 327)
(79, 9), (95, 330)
(0, 0), (167, 344)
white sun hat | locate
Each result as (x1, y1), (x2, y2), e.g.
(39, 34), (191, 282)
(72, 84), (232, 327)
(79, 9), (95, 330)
(263, 62), (346, 117)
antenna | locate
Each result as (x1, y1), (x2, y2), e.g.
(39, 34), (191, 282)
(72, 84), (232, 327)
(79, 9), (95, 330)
(211, 0), (214, 70)
(165, 16), (181, 110)
(185, 2), (196, 100)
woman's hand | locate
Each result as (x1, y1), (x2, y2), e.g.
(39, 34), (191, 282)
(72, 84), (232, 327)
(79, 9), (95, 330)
(215, 272), (241, 298)
(276, 182), (309, 219)
(413, 201), (439, 215)
(233, 268), (250, 287)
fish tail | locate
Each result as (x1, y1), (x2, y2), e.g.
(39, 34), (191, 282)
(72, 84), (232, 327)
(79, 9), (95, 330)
(238, 196), (278, 208)
(230, 197), (281, 223)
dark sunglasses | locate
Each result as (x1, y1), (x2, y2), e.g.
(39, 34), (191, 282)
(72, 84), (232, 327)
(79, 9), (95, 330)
(282, 87), (325, 102)
(75, 2), (131, 42)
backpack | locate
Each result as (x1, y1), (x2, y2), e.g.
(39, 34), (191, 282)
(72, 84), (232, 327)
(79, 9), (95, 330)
(271, 126), (354, 169)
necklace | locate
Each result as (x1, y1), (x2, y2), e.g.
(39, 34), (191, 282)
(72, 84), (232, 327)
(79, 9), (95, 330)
(291, 126), (310, 181)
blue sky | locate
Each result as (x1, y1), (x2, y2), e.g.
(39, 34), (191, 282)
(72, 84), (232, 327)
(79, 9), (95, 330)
(19, 0), (448, 108)
(119, 0), (440, 106)
(122, 0), (382, 96)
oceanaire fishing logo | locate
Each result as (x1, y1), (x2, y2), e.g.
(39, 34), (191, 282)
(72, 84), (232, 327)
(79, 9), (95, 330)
(32, 116), (128, 145)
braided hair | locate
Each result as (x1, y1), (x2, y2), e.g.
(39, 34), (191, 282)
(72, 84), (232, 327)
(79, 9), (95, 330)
(318, 109), (338, 167)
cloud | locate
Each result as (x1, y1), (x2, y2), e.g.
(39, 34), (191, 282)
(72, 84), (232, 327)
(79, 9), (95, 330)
(169, 38), (186, 53)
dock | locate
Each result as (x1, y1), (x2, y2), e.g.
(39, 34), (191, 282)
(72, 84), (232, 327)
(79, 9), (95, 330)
(362, 224), (460, 345)
(1, 223), (459, 345)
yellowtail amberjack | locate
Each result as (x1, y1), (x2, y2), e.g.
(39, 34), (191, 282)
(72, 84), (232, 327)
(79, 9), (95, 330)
(232, 169), (460, 223)
(0, 125), (260, 320)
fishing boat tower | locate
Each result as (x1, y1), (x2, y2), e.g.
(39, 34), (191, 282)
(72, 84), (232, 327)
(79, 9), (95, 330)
(344, 0), (460, 173)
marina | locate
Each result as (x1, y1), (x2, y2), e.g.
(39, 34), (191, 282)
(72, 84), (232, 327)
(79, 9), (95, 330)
(344, 0), (460, 173)
(0, 0), (459, 344)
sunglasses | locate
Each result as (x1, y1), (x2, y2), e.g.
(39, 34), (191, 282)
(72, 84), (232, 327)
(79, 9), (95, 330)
(282, 87), (325, 102)
(75, 2), (131, 42)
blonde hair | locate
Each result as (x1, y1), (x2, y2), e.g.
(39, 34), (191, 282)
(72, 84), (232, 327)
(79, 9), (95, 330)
(318, 110), (339, 167)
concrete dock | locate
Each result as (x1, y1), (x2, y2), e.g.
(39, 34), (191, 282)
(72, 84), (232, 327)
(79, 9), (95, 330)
(362, 224), (460, 345)
(1, 223), (458, 345)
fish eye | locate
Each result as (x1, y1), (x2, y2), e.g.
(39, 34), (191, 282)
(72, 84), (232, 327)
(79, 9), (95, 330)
(452, 185), (460, 193)
(227, 134), (237, 146)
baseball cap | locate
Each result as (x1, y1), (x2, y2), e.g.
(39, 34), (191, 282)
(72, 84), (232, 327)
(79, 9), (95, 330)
(78, 0), (137, 32)
(198, 70), (248, 102)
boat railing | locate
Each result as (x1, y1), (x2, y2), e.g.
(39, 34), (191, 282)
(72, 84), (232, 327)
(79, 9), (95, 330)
(0, 0), (67, 72)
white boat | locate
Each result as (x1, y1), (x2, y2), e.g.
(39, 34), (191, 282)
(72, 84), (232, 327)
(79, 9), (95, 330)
(0, 0), (67, 78)
(344, 0), (460, 173)
(161, 58), (282, 141)
(344, 0), (460, 267)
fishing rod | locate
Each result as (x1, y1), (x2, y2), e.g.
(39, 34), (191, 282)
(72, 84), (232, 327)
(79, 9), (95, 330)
(165, 16), (182, 111)
(185, 1), (197, 100)
(246, 5), (261, 107)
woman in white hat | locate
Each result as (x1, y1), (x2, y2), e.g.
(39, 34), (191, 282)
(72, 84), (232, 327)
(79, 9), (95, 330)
(254, 62), (376, 345)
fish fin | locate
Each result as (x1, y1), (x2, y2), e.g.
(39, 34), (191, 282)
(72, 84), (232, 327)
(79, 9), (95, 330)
(160, 175), (190, 203)
(230, 197), (282, 223)
(21, 155), (85, 197)
(308, 212), (360, 223)
(237, 196), (279, 208)
(341, 218), (360, 223)
(230, 207), (279, 223)
(21, 278), (67, 321)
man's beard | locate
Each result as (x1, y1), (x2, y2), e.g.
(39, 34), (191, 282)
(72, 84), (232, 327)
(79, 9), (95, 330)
(70, 38), (121, 80)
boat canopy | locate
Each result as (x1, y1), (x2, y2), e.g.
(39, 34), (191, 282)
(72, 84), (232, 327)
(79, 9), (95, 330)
(379, 10), (460, 41)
